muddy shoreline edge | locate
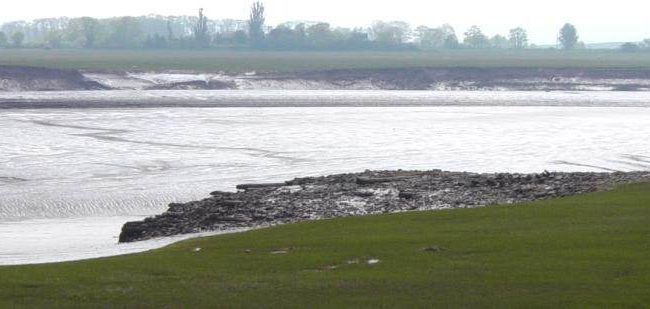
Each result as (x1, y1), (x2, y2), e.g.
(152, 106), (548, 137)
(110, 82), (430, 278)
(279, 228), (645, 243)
(4, 65), (650, 92)
(119, 169), (650, 243)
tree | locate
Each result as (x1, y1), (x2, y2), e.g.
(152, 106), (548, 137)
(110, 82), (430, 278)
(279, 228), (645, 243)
(248, 1), (266, 47)
(416, 26), (444, 49)
(268, 25), (302, 49)
(372, 21), (410, 46)
(11, 32), (25, 48)
(444, 33), (459, 49)
(306, 23), (333, 49)
(293, 23), (307, 45)
(344, 31), (369, 49)
(559, 23), (578, 50)
(463, 26), (488, 49)
(416, 25), (458, 49)
(66, 17), (100, 48)
(167, 19), (175, 41)
(508, 27), (528, 49)
(45, 31), (63, 48)
(0, 32), (7, 48)
(232, 30), (249, 45)
(80, 17), (99, 48)
(144, 34), (168, 49)
(490, 34), (509, 49)
(106, 17), (143, 48)
(194, 8), (209, 48)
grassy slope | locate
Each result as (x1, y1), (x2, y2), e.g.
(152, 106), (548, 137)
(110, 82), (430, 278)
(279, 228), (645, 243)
(1, 49), (650, 72)
(1, 183), (650, 308)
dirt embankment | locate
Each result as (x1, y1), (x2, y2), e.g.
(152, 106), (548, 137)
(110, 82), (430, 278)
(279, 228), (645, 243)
(260, 68), (650, 91)
(119, 169), (650, 243)
(4, 65), (650, 91)
(0, 66), (107, 91)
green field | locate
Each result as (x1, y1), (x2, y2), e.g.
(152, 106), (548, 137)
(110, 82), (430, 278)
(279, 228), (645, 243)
(1, 49), (650, 72)
(1, 183), (649, 308)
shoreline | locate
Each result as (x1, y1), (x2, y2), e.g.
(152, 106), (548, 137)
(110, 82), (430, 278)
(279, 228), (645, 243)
(120, 169), (650, 243)
(0, 217), (253, 266)
(3, 169), (649, 265)
(2, 90), (650, 109)
(4, 65), (650, 92)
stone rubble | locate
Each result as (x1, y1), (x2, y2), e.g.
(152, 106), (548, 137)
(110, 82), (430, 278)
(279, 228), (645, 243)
(119, 169), (650, 243)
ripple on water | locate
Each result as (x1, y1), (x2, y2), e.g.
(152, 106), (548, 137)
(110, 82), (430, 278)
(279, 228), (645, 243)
(1, 102), (650, 264)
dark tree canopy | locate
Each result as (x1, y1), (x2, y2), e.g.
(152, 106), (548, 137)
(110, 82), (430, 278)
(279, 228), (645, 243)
(559, 23), (578, 50)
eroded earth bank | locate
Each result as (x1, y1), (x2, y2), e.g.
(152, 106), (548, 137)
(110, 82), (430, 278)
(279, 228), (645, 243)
(119, 170), (650, 243)
(4, 65), (650, 91)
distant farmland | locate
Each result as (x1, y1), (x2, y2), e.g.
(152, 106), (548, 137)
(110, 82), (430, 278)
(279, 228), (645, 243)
(1, 49), (650, 72)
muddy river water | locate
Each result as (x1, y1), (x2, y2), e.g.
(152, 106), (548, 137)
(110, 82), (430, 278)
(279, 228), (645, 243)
(1, 90), (649, 265)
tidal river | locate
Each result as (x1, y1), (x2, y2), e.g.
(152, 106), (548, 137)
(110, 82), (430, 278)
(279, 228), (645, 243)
(1, 90), (650, 265)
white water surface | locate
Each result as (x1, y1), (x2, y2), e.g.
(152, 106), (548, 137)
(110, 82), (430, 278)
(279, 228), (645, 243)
(1, 91), (650, 265)
(2, 90), (650, 108)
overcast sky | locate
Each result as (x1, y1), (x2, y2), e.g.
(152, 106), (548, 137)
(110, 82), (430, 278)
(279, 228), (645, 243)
(2, 0), (649, 44)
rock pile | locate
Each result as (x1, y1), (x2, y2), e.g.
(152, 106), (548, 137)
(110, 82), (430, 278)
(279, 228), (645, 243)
(119, 170), (650, 243)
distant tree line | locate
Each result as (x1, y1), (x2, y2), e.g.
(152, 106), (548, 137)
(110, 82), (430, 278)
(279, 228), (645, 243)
(619, 39), (650, 52)
(0, 2), (642, 52)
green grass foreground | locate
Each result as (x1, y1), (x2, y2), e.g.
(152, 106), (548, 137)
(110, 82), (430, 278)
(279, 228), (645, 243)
(1, 49), (650, 72)
(2, 184), (650, 308)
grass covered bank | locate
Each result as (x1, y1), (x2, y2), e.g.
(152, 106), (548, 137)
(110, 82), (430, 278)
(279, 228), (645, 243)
(1, 183), (650, 308)
(2, 49), (650, 72)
